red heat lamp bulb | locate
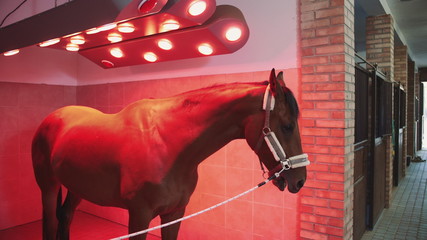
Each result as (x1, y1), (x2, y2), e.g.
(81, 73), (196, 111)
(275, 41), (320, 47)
(101, 60), (115, 68)
(138, 0), (158, 14)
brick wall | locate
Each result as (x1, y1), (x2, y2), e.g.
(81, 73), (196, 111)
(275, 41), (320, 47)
(366, 15), (394, 78)
(299, 0), (355, 239)
(365, 14), (394, 208)
(394, 46), (408, 87)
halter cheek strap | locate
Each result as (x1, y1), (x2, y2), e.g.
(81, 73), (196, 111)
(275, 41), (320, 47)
(255, 84), (310, 175)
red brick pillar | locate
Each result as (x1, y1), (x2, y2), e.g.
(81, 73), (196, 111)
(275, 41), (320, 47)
(395, 46), (408, 87)
(366, 14), (394, 207)
(299, 0), (355, 239)
(366, 15), (394, 77)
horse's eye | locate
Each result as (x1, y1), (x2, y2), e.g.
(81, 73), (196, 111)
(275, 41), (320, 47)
(282, 124), (294, 133)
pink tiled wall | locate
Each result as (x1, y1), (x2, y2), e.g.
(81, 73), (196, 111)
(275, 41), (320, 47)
(0, 69), (303, 239)
(0, 82), (76, 229)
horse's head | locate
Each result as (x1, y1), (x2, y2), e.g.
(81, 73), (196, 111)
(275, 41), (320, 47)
(245, 69), (308, 193)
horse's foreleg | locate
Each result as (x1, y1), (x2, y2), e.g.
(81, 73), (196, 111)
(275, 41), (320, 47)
(160, 208), (186, 240)
(57, 190), (82, 240)
(128, 207), (153, 240)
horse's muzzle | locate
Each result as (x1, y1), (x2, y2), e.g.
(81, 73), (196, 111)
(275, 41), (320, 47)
(273, 176), (287, 191)
(268, 163), (305, 193)
(269, 164), (287, 191)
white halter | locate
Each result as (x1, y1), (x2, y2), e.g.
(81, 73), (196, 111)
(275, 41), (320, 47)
(259, 85), (310, 171)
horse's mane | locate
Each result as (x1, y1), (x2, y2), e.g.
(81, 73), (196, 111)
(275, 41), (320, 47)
(283, 86), (299, 119)
(179, 81), (268, 94)
(176, 81), (299, 120)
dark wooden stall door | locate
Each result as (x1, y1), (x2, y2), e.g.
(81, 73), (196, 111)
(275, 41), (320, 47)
(371, 138), (386, 226)
(393, 85), (405, 186)
(353, 66), (369, 240)
(368, 73), (390, 229)
(353, 66), (391, 239)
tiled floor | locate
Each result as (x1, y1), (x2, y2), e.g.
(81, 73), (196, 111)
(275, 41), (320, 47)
(361, 150), (427, 240)
(0, 211), (160, 240)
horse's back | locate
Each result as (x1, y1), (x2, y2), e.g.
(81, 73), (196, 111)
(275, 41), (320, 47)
(32, 105), (104, 154)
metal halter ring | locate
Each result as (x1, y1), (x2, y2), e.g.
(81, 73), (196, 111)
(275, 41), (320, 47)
(280, 160), (291, 170)
(262, 127), (272, 135)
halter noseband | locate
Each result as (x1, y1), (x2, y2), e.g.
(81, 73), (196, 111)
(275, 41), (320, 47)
(254, 84), (310, 175)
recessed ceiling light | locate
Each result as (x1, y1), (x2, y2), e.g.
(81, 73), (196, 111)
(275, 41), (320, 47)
(143, 52), (158, 62)
(118, 23), (135, 33)
(198, 43), (213, 55)
(39, 38), (60, 47)
(3, 49), (20, 56)
(161, 20), (180, 32)
(188, 1), (207, 16)
(98, 23), (117, 32)
(110, 48), (124, 58)
(107, 33), (123, 43)
(158, 39), (173, 50)
(225, 27), (242, 42)
(70, 35), (85, 45)
(66, 43), (79, 51)
(86, 28), (100, 35)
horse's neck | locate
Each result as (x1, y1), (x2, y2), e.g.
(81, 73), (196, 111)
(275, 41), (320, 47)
(159, 84), (265, 167)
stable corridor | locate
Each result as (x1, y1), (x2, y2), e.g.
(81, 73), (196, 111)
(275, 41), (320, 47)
(361, 150), (427, 240)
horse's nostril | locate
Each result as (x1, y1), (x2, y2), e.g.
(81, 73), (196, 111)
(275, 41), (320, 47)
(297, 179), (305, 189)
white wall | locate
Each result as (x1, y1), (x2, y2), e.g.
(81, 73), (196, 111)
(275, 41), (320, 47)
(0, 46), (78, 85)
(0, 0), (298, 85)
(0, 0), (77, 85)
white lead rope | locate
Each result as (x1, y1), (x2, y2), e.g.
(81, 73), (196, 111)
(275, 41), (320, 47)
(109, 175), (277, 240)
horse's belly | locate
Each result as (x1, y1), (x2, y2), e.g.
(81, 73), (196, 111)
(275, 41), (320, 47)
(52, 154), (124, 208)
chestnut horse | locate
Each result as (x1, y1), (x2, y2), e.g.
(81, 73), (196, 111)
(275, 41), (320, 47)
(32, 69), (307, 240)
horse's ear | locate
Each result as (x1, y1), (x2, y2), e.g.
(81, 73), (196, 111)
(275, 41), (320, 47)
(277, 71), (286, 87)
(269, 68), (284, 96)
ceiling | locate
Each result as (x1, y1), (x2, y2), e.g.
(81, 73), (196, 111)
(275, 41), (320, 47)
(2, 0), (426, 68)
(355, 0), (427, 68)
(0, 0), (250, 68)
